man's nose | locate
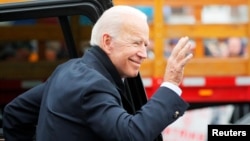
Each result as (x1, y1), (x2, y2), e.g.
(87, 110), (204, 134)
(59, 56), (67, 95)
(138, 47), (147, 59)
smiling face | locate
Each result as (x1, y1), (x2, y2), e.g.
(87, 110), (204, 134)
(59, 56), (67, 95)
(101, 16), (150, 78)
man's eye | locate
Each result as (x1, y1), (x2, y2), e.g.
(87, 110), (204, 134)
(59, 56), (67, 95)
(134, 42), (140, 45)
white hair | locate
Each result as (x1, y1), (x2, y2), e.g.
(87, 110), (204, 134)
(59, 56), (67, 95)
(90, 5), (147, 46)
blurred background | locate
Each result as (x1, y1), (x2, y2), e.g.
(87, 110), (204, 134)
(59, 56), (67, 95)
(1, 0), (250, 141)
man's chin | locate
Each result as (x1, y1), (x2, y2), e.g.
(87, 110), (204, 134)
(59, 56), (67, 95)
(125, 71), (139, 78)
(127, 71), (139, 78)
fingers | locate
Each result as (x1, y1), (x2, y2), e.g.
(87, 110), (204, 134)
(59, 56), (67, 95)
(178, 40), (194, 66)
(171, 36), (189, 58)
(164, 36), (195, 85)
(173, 36), (194, 61)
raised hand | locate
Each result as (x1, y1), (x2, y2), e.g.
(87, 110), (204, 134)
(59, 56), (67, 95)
(164, 36), (195, 86)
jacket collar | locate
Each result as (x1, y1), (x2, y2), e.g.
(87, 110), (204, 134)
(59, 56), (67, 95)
(82, 46), (135, 114)
(85, 46), (124, 89)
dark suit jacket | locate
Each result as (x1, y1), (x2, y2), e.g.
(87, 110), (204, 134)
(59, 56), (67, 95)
(3, 46), (189, 141)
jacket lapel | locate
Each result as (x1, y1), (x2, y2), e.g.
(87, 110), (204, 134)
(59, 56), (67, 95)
(83, 46), (135, 114)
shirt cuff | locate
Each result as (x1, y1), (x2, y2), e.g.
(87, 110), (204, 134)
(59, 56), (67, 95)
(160, 82), (182, 96)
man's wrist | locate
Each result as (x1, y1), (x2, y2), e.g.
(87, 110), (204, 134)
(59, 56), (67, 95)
(160, 82), (182, 96)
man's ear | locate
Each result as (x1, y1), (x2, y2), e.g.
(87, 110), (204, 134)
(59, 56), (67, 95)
(101, 34), (112, 54)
